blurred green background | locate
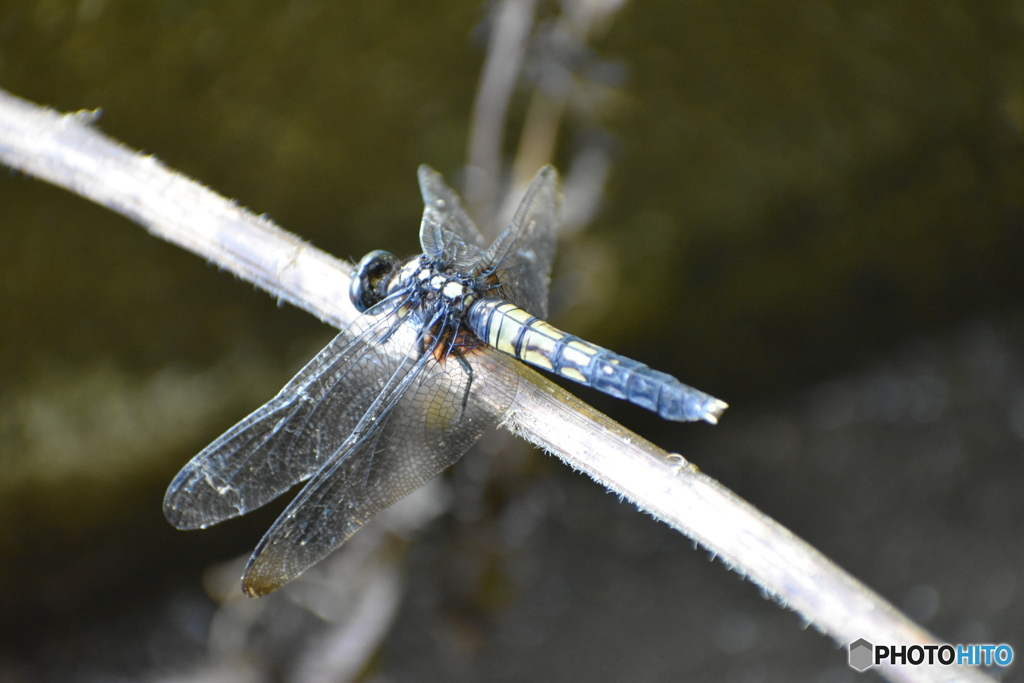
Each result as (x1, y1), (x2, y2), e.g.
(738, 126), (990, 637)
(2, 0), (1024, 680)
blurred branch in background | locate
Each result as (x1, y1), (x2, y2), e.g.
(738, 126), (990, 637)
(190, 481), (447, 683)
(464, 0), (536, 223)
(466, 0), (621, 235)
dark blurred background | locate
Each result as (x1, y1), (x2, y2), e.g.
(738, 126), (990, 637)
(2, 1), (1024, 681)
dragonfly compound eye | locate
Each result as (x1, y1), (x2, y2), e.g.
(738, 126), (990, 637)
(350, 250), (400, 312)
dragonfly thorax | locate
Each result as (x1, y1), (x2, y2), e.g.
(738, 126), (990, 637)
(404, 258), (478, 319)
(351, 251), (479, 320)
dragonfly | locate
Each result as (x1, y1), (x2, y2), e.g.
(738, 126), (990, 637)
(163, 165), (727, 597)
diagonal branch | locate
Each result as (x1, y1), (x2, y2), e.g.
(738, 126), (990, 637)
(0, 89), (992, 683)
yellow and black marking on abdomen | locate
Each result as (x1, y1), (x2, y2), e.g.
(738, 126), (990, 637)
(465, 299), (726, 424)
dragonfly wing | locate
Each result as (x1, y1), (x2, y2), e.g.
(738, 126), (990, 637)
(163, 301), (416, 530)
(241, 345), (519, 596)
(417, 165), (487, 267)
(476, 166), (560, 319)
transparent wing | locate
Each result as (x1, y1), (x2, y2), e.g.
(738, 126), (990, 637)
(241, 344), (519, 596)
(163, 299), (417, 530)
(417, 164), (487, 267)
(475, 166), (560, 319)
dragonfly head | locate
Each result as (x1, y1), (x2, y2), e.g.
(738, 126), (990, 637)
(350, 250), (401, 312)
